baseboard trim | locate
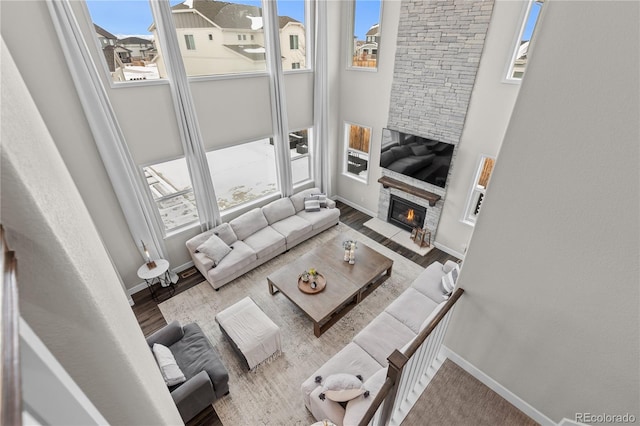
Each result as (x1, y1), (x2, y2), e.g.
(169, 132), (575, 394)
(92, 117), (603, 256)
(442, 346), (556, 426)
(334, 196), (377, 218)
(126, 260), (196, 303)
(433, 242), (465, 261)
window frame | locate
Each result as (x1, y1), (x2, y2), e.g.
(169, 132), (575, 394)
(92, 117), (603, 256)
(461, 154), (495, 226)
(504, 0), (543, 83)
(345, 0), (383, 72)
(184, 34), (196, 50)
(342, 122), (371, 184)
(140, 156), (201, 237)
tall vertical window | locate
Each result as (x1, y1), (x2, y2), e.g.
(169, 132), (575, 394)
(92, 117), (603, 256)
(462, 155), (495, 225)
(143, 158), (199, 234)
(508, 0), (544, 80)
(158, 0), (267, 77)
(85, 0), (164, 82)
(349, 0), (382, 69)
(289, 128), (312, 185)
(206, 139), (279, 211)
(184, 34), (196, 50)
(278, 0), (307, 70)
(343, 123), (371, 182)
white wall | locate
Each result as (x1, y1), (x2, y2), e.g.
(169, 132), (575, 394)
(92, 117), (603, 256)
(333, 0), (400, 214)
(435, 0), (524, 255)
(445, 0), (639, 422)
(1, 40), (183, 426)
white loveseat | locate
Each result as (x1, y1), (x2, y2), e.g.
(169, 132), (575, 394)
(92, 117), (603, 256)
(301, 260), (459, 426)
(186, 188), (340, 290)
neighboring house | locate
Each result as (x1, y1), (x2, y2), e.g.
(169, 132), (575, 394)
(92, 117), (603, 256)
(118, 36), (155, 61)
(150, 0), (305, 76)
(355, 23), (379, 60)
(94, 23), (131, 74)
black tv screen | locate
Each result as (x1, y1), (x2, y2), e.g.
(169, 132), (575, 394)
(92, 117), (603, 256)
(380, 128), (454, 188)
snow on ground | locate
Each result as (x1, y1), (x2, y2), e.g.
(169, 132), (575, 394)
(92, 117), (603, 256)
(123, 64), (160, 80)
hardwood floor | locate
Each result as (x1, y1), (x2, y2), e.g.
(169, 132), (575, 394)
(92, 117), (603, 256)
(131, 201), (459, 426)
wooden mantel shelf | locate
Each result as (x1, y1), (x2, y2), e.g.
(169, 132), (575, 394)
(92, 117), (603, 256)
(378, 176), (441, 206)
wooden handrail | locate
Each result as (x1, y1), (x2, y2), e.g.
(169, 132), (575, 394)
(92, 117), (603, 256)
(1, 225), (22, 426)
(358, 287), (465, 426)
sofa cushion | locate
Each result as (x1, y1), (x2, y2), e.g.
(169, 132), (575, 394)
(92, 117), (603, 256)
(208, 241), (256, 282)
(308, 386), (346, 426)
(296, 208), (340, 231)
(212, 222), (238, 246)
(384, 287), (438, 334)
(411, 261), (449, 303)
(196, 234), (232, 266)
(301, 342), (383, 409)
(291, 187), (321, 212)
(170, 323), (228, 392)
(152, 343), (187, 386)
(262, 198), (295, 225)
(270, 215), (313, 245)
(243, 226), (286, 259)
(343, 368), (387, 426)
(352, 312), (416, 366)
(230, 208), (268, 241)
(419, 300), (448, 332)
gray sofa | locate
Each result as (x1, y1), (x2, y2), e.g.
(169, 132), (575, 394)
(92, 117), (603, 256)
(186, 188), (340, 290)
(146, 321), (229, 423)
(300, 260), (458, 426)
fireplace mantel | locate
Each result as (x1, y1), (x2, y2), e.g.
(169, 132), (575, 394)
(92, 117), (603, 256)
(378, 176), (441, 206)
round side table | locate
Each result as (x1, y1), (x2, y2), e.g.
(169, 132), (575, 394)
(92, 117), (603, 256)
(137, 259), (175, 302)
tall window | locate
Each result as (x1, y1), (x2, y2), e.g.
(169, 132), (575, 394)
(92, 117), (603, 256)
(206, 139), (279, 212)
(289, 128), (312, 185)
(143, 158), (199, 234)
(85, 0), (164, 82)
(343, 123), (371, 183)
(508, 0), (544, 80)
(349, 0), (382, 69)
(278, 0), (307, 70)
(160, 0), (267, 77)
(184, 34), (196, 50)
(462, 155), (495, 225)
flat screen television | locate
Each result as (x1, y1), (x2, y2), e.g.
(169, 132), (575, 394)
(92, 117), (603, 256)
(380, 128), (454, 188)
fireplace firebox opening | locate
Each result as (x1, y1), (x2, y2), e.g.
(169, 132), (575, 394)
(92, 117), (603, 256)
(387, 195), (427, 232)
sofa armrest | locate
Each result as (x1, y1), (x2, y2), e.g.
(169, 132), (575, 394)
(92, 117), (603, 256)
(443, 260), (459, 273)
(146, 320), (184, 347)
(171, 370), (215, 422)
(325, 198), (336, 209)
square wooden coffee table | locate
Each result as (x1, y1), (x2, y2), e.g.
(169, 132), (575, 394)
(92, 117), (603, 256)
(267, 236), (393, 337)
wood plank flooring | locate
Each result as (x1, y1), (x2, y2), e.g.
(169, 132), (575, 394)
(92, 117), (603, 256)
(131, 201), (459, 426)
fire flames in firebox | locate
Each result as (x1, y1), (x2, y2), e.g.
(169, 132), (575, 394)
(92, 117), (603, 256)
(406, 209), (415, 222)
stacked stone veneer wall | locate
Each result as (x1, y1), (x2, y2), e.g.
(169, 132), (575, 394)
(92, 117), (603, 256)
(379, 0), (495, 236)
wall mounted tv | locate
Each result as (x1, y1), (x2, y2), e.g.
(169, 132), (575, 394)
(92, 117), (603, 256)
(380, 128), (454, 188)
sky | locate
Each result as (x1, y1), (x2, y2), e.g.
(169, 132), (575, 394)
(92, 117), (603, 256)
(86, 0), (380, 40)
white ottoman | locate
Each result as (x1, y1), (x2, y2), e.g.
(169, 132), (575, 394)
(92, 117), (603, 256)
(215, 297), (282, 370)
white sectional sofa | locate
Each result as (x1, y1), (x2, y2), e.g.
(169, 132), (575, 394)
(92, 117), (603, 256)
(301, 260), (459, 426)
(186, 188), (340, 290)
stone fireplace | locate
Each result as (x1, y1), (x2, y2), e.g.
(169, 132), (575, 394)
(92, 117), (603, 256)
(378, 0), (494, 238)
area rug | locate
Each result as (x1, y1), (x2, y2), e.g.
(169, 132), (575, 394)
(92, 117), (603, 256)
(159, 223), (425, 425)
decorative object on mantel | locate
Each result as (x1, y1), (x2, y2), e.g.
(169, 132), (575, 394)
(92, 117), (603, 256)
(343, 240), (357, 264)
(298, 269), (326, 294)
(410, 227), (431, 248)
(141, 240), (156, 269)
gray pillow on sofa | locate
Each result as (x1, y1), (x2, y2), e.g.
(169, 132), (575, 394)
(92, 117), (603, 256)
(197, 234), (232, 267)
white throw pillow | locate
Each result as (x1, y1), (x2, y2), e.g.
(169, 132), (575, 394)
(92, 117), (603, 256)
(317, 373), (368, 402)
(196, 234), (232, 267)
(440, 263), (460, 294)
(152, 343), (186, 386)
